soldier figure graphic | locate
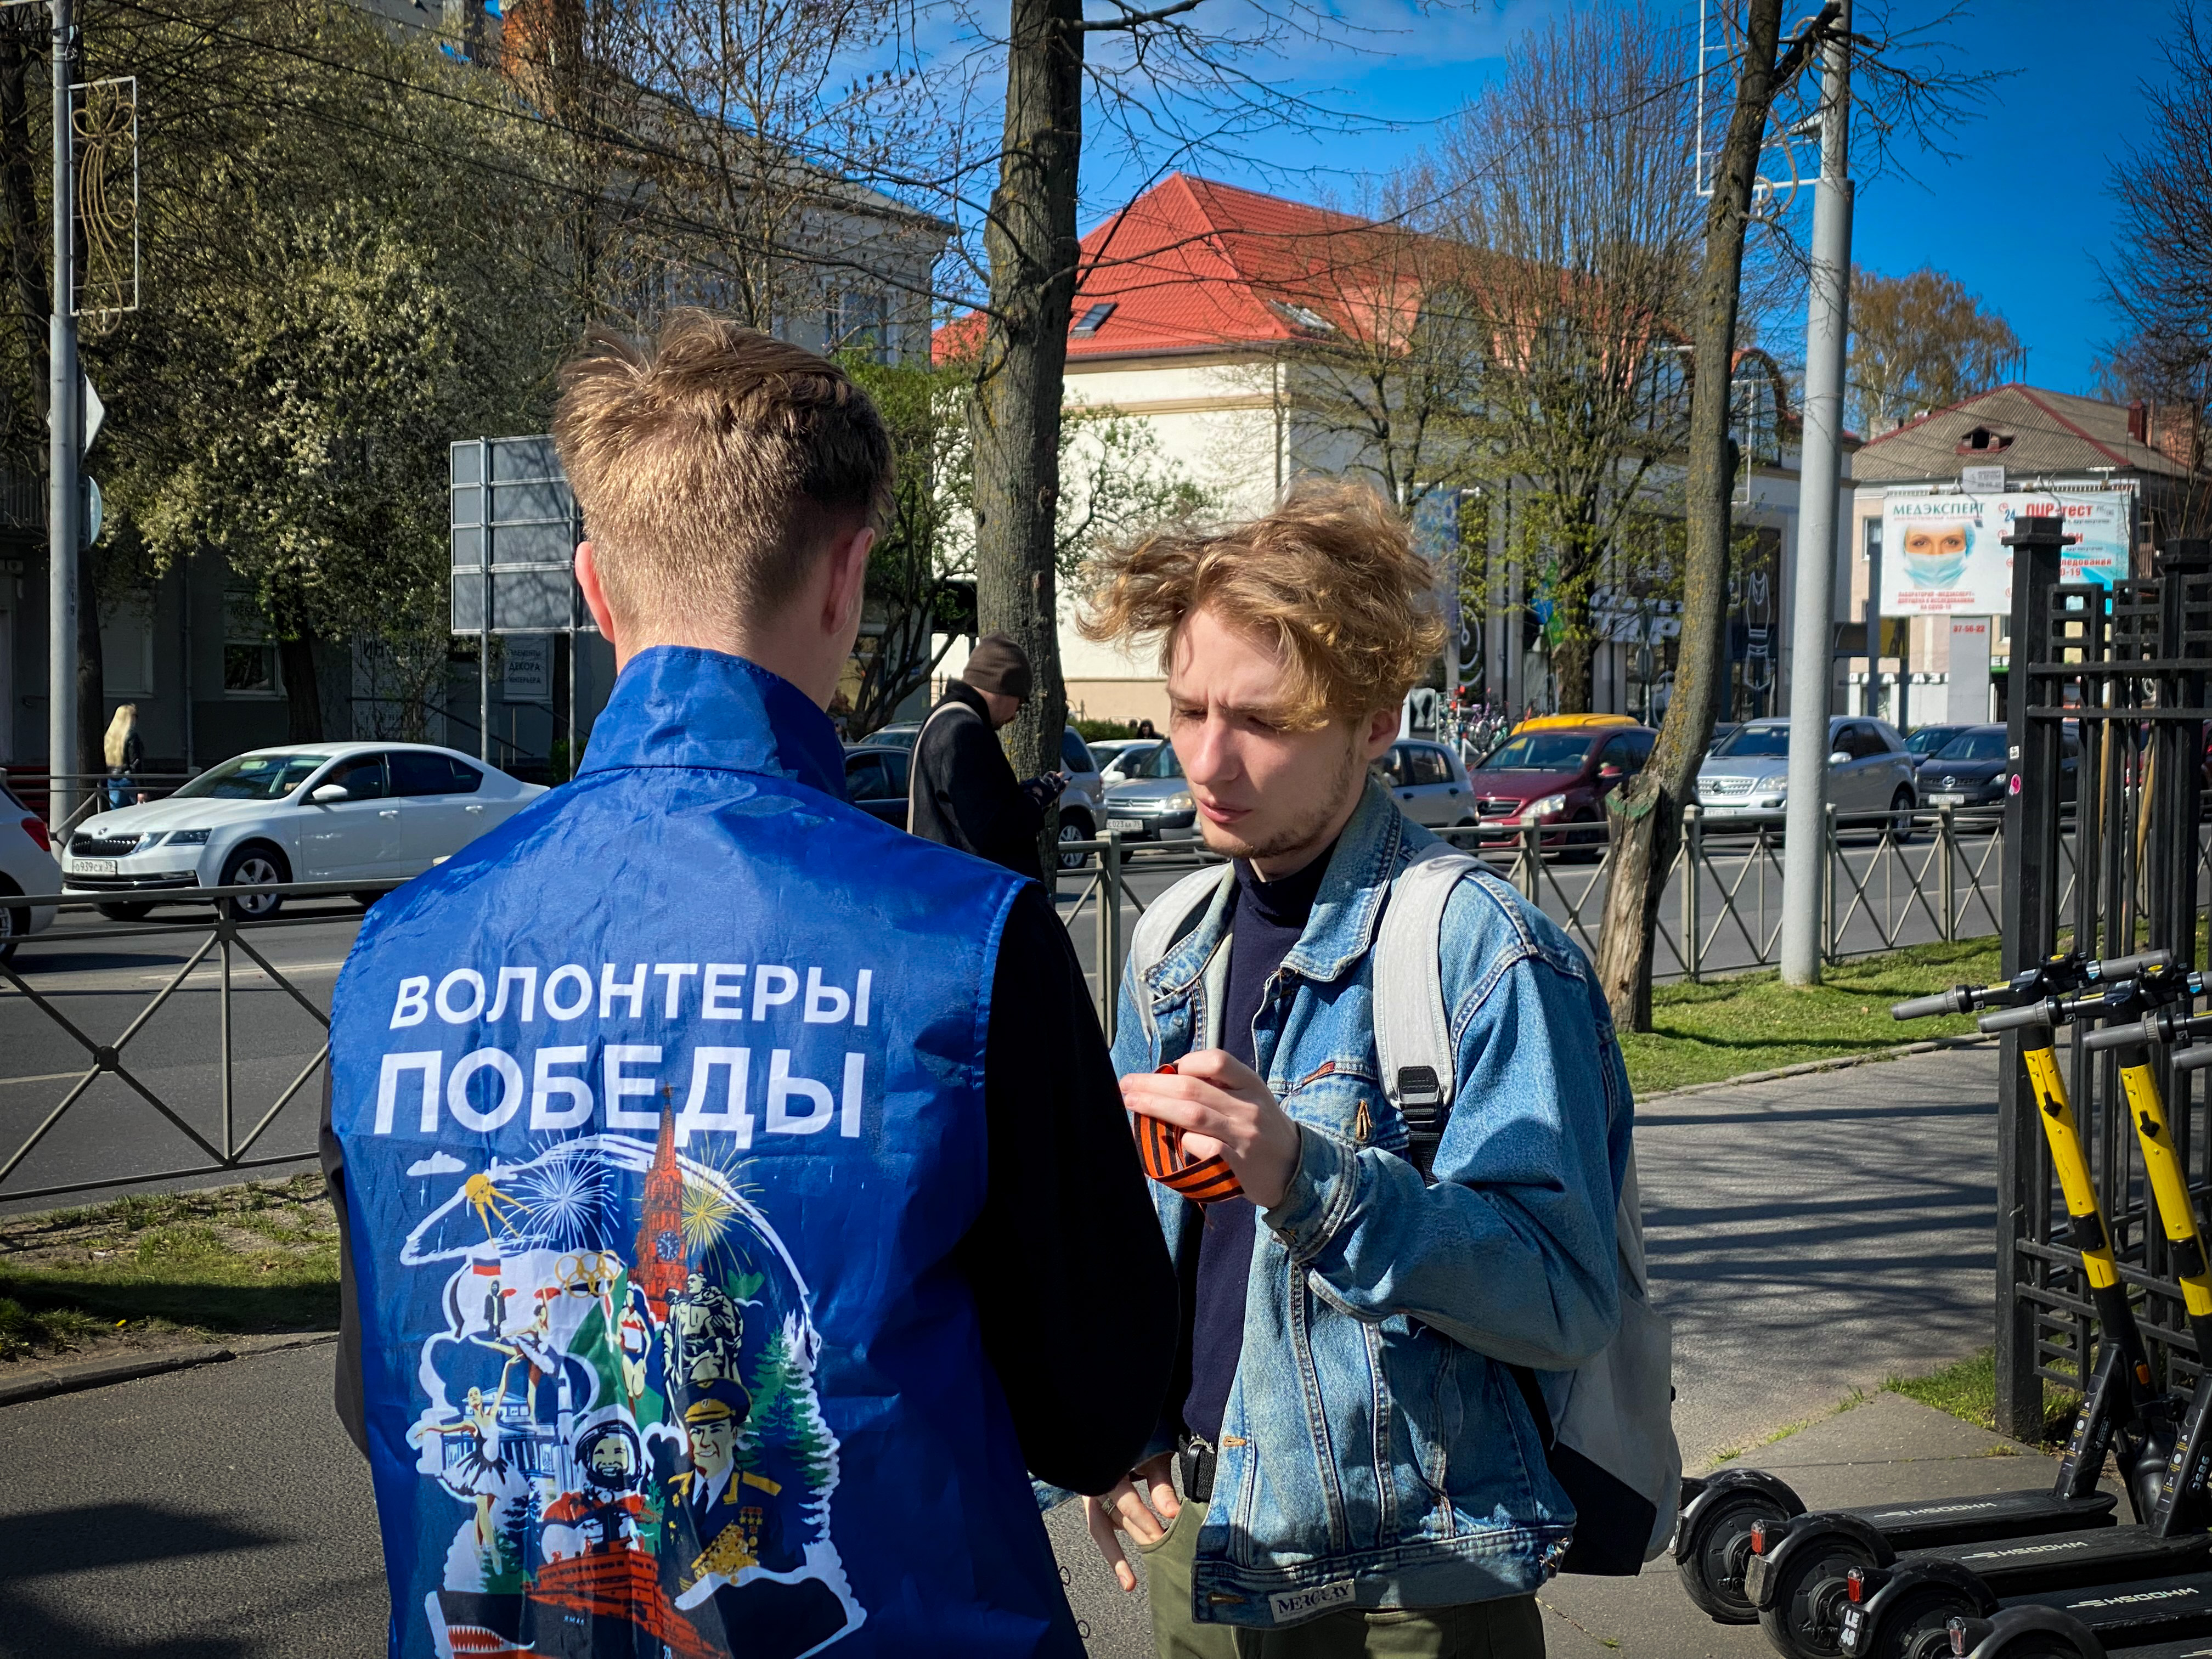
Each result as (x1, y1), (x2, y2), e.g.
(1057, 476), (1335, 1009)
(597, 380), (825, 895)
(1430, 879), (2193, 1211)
(663, 1272), (743, 1397)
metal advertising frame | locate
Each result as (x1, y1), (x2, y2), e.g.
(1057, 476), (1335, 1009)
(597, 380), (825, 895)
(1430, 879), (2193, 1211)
(448, 436), (594, 766)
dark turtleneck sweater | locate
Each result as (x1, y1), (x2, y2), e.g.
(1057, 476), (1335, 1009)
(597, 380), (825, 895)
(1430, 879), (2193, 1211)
(1180, 839), (1335, 1447)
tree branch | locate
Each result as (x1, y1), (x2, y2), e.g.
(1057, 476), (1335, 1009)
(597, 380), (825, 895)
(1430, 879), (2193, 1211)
(1074, 0), (1202, 35)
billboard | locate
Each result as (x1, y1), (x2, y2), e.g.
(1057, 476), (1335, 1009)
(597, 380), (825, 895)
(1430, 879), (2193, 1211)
(1880, 490), (2132, 617)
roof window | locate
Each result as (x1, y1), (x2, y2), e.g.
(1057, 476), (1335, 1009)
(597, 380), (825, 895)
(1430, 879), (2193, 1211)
(1955, 426), (2015, 455)
(1071, 301), (1118, 335)
(1267, 298), (1335, 334)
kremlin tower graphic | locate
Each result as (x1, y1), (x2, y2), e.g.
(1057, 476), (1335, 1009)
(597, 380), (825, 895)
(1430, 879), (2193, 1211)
(634, 1107), (689, 1321)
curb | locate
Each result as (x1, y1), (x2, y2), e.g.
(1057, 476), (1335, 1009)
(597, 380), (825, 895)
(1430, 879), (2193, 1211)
(1638, 1031), (1999, 1105)
(0, 1329), (335, 1408)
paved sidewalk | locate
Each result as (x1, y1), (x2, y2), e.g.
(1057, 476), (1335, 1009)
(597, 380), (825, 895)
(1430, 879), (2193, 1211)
(1542, 1391), (2047, 1656)
(0, 1043), (2011, 1656)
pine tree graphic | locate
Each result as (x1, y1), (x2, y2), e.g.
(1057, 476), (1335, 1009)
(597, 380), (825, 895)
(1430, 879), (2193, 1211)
(737, 1318), (838, 1545)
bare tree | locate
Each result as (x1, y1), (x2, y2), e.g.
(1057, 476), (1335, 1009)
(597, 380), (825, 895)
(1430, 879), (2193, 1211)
(1258, 183), (1491, 517)
(1592, 0), (1837, 1033)
(1848, 264), (2021, 436)
(1434, 3), (1703, 713)
(2100, 1), (2212, 538)
(952, 0), (1434, 861)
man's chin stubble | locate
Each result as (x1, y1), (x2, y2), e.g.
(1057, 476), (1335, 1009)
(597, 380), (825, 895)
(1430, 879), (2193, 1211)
(1199, 753), (1363, 867)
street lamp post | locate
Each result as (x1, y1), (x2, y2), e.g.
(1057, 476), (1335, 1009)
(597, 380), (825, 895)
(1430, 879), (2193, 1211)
(1779, 5), (1852, 985)
(45, 0), (80, 834)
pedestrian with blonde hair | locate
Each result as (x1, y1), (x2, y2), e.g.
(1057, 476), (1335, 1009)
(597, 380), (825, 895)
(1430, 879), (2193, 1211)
(103, 703), (142, 810)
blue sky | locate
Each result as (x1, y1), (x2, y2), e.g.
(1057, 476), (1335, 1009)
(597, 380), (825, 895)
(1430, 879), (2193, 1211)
(1078, 0), (2163, 394)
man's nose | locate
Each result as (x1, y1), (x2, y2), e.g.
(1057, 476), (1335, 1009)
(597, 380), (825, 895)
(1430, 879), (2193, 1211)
(1182, 719), (1235, 784)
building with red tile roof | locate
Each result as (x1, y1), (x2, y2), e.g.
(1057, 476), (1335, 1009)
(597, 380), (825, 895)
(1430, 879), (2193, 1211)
(935, 173), (1840, 731)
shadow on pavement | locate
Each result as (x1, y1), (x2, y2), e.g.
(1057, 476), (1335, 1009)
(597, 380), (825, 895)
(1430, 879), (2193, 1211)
(0, 1500), (281, 1659)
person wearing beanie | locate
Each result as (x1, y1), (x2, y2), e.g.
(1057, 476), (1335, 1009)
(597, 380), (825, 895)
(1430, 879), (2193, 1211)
(908, 632), (1066, 883)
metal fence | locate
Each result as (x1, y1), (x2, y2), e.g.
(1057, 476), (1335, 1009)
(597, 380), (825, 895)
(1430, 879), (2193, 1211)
(5, 759), (2200, 1210)
(1049, 799), (2107, 1029)
(0, 881), (383, 1205)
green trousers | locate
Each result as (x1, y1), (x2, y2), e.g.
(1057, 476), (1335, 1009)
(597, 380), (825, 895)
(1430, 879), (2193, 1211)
(1135, 1503), (1547, 1659)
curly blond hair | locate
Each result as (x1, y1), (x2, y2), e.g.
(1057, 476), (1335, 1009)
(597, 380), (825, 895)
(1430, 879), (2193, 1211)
(1078, 479), (1445, 728)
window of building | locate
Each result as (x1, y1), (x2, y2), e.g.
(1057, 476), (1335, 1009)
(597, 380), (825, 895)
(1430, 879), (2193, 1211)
(222, 592), (282, 698)
(1071, 301), (1118, 335)
(826, 289), (890, 362)
(101, 590), (154, 697)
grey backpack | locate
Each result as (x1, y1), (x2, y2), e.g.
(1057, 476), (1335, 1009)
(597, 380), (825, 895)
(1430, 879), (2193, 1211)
(1127, 847), (1680, 1572)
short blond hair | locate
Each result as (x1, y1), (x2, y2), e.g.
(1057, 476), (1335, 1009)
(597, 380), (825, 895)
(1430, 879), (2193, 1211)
(551, 309), (893, 631)
(1079, 480), (1444, 728)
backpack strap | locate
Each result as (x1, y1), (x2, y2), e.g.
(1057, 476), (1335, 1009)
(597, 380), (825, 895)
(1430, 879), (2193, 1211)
(1127, 864), (1235, 1046)
(1374, 845), (1482, 1177)
(905, 699), (976, 833)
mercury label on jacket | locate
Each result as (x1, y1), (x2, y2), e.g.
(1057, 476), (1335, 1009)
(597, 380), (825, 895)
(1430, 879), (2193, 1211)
(1270, 1580), (1357, 1622)
(360, 957), (877, 1657)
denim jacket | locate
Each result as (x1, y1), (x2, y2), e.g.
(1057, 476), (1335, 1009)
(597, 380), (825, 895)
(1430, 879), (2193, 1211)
(1115, 777), (1632, 1627)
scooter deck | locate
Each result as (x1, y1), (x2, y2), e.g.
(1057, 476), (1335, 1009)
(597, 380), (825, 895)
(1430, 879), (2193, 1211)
(1906, 1528), (2212, 1595)
(1844, 1488), (2117, 1550)
(2000, 1570), (2212, 1646)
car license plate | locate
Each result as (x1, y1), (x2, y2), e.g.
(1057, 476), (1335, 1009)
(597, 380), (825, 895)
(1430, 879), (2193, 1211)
(75, 859), (115, 876)
(1109, 819), (1145, 833)
(1928, 793), (1965, 806)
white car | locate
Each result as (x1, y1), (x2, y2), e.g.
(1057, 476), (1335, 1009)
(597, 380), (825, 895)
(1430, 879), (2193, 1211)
(59, 742), (546, 919)
(0, 774), (62, 958)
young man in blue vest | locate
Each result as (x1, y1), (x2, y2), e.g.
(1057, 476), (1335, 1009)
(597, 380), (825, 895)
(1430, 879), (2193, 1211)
(321, 312), (1176, 1658)
(1075, 482), (1633, 1657)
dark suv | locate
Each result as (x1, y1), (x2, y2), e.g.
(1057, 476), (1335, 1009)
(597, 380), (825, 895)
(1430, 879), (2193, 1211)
(1468, 724), (1657, 850)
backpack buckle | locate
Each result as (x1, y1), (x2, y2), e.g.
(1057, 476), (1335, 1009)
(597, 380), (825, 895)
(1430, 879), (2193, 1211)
(1396, 1064), (1442, 1108)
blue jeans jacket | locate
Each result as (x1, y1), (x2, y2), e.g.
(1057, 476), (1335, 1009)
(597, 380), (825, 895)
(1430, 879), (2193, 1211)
(1116, 778), (1631, 1627)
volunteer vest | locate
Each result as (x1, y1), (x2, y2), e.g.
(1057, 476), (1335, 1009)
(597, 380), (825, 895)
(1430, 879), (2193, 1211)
(329, 647), (1068, 1658)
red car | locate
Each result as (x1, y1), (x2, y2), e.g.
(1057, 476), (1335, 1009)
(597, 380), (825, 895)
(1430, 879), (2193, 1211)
(1469, 723), (1658, 851)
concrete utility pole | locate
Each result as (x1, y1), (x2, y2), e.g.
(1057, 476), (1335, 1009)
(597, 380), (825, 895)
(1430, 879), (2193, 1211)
(45, 0), (79, 834)
(1778, 3), (1852, 986)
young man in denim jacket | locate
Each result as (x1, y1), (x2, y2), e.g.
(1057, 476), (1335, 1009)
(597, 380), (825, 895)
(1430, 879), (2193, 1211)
(1077, 482), (1634, 1657)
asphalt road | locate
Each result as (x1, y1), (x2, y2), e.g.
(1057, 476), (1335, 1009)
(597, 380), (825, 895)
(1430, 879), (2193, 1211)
(0, 1042), (2004, 1657)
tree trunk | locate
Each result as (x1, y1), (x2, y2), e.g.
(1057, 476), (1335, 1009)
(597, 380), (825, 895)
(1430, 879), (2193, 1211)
(970, 0), (1082, 871)
(280, 634), (323, 742)
(1595, 0), (1818, 1032)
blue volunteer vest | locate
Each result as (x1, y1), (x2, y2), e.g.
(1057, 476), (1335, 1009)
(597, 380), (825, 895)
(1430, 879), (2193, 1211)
(329, 647), (1074, 1658)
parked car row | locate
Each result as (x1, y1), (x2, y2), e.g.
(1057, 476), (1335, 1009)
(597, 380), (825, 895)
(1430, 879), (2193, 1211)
(55, 742), (547, 920)
(845, 724), (1105, 868)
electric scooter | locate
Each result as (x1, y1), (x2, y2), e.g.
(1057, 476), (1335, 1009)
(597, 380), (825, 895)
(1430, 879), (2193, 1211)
(1947, 1600), (2212, 1658)
(1672, 951), (2175, 1640)
(1807, 974), (2212, 1659)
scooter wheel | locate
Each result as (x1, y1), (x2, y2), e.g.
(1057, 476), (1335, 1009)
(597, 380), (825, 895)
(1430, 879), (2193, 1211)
(1756, 1534), (1883, 1659)
(1860, 1576), (1988, 1659)
(1959, 1605), (2104, 1659)
(1676, 1487), (1792, 1623)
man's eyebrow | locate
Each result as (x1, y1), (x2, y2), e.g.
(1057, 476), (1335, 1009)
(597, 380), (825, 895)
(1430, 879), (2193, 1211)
(1163, 686), (1293, 723)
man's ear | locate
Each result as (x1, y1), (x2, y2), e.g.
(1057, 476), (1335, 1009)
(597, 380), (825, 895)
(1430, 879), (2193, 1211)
(823, 523), (876, 636)
(575, 541), (624, 663)
(1360, 703), (1398, 760)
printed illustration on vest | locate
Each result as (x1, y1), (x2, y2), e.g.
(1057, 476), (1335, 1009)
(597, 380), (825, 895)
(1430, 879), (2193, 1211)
(397, 1109), (861, 1657)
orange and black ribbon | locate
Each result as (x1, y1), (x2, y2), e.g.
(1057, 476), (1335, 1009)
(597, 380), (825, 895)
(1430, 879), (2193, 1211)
(1133, 1064), (1244, 1204)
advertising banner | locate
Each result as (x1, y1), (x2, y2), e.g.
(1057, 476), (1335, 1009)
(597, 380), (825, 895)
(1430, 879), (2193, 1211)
(1880, 491), (2132, 617)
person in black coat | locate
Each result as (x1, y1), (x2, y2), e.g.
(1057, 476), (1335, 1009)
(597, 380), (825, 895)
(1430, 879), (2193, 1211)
(908, 634), (1065, 884)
